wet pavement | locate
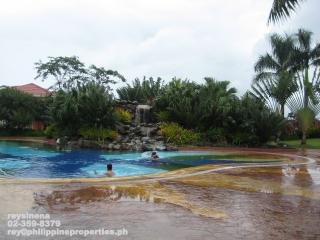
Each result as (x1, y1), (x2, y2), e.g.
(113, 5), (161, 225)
(0, 149), (320, 239)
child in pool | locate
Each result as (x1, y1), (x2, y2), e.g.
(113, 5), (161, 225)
(106, 163), (115, 177)
(150, 151), (160, 160)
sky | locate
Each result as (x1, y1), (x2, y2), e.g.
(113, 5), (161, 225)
(0, 0), (319, 95)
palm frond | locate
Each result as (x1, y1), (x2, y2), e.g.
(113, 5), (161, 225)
(254, 54), (280, 72)
(268, 0), (304, 24)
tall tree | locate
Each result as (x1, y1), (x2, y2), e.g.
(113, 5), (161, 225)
(253, 33), (297, 116)
(35, 56), (125, 91)
(287, 29), (320, 144)
(268, 0), (305, 24)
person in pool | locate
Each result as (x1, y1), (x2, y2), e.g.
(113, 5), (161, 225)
(150, 151), (160, 160)
(106, 164), (115, 177)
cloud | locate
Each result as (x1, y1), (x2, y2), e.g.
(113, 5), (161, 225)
(0, 0), (319, 95)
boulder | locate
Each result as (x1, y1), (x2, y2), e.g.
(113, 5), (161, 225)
(140, 126), (157, 136)
(113, 144), (121, 150)
(120, 143), (130, 150)
(166, 145), (178, 151)
(108, 143), (114, 150)
(141, 136), (150, 142)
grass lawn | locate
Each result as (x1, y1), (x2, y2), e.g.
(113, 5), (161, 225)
(281, 138), (320, 149)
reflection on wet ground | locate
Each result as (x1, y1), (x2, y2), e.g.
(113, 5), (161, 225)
(0, 150), (320, 239)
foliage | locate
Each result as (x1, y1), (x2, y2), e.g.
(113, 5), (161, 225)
(159, 122), (200, 146)
(252, 33), (297, 116)
(156, 78), (200, 128)
(50, 82), (116, 136)
(117, 77), (164, 104)
(44, 124), (58, 139)
(79, 128), (118, 142)
(35, 56), (125, 91)
(206, 128), (226, 144)
(286, 29), (320, 144)
(0, 87), (47, 129)
(115, 108), (133, 123)
(197, 78), (237, 130)
(155, 111), (170, 122)
(154, 78), (281, 146)
(296, 107), (315, 144)
(155, 78), (237, 130)
(268, 0), (303, 24)
(225, 94), (285, 146)
(307, 127), (320, 138)
(253, 29), (320, 145)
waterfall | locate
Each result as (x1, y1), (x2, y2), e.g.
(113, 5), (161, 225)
(135, 105), (151, 125)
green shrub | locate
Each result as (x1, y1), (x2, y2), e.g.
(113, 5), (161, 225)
(232, 132), (259, 146)
(44, 124), (58, 139)
(206, 128), (226, 143)
(307, 127), (320, 138)
(115, 108), (133, 123)
(159, 122), (200, 146)
(79, 128), (118, 142)
(155, 111), (170, 122)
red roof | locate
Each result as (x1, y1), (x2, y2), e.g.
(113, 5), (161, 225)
(14, 83), (50, 97)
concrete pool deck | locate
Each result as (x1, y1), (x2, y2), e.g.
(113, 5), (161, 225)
(0, 147), (320, 239)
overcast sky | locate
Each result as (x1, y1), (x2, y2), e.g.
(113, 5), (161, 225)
(0, 0), (319, 94)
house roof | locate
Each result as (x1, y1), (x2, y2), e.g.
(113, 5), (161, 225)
(14, 83), (50, 97)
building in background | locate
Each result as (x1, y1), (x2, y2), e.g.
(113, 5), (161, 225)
(14, 83), (50, 97)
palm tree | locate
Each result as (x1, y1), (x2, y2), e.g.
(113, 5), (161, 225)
(253, 33), (297, 117)
(287, 29), (320, 144)
(251, 72), (297, 116)
(117, 77), (163, 104)
(198, 78), (237, 129)
(268, 0), (305, 24)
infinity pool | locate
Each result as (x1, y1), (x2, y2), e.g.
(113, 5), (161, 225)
(0, 141), (223, 178)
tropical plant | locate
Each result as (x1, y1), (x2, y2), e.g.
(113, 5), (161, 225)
(159, 122), (200, 146)
(156, 78), (239, 131)
(50, 82), (116, 136)
(44, 124), (58, 138)
(206, 128), (227, 144)
(197, 78), (237, 129)
(154, 111), (170, 122)
(268, 0), (304, 24)
(79, 128), (118, 143)
(226, 94), (285, 146)
(115, 108), (133, 123)
(77, 82), (116, 128)
(0, 88), (45, 129)
(252, 33), (297, 116)
(156, 78), (200, 128)
(286, 29), (320, 144)
(35, 56), (125, 91)
(117, 77), (164, 104)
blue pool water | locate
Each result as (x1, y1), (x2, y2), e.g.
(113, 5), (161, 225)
(0, 141), (217, 178)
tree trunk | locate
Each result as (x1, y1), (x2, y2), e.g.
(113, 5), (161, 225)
(281, 104), (285, 118)
(301, 67), (309, 146)
(301, 130), (307, 145)
(303, 67), (309, 109)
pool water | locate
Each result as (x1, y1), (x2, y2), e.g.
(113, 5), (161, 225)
(0, 141), (217, 178)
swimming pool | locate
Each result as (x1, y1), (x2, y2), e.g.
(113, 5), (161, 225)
(0, 141), (220, 178)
